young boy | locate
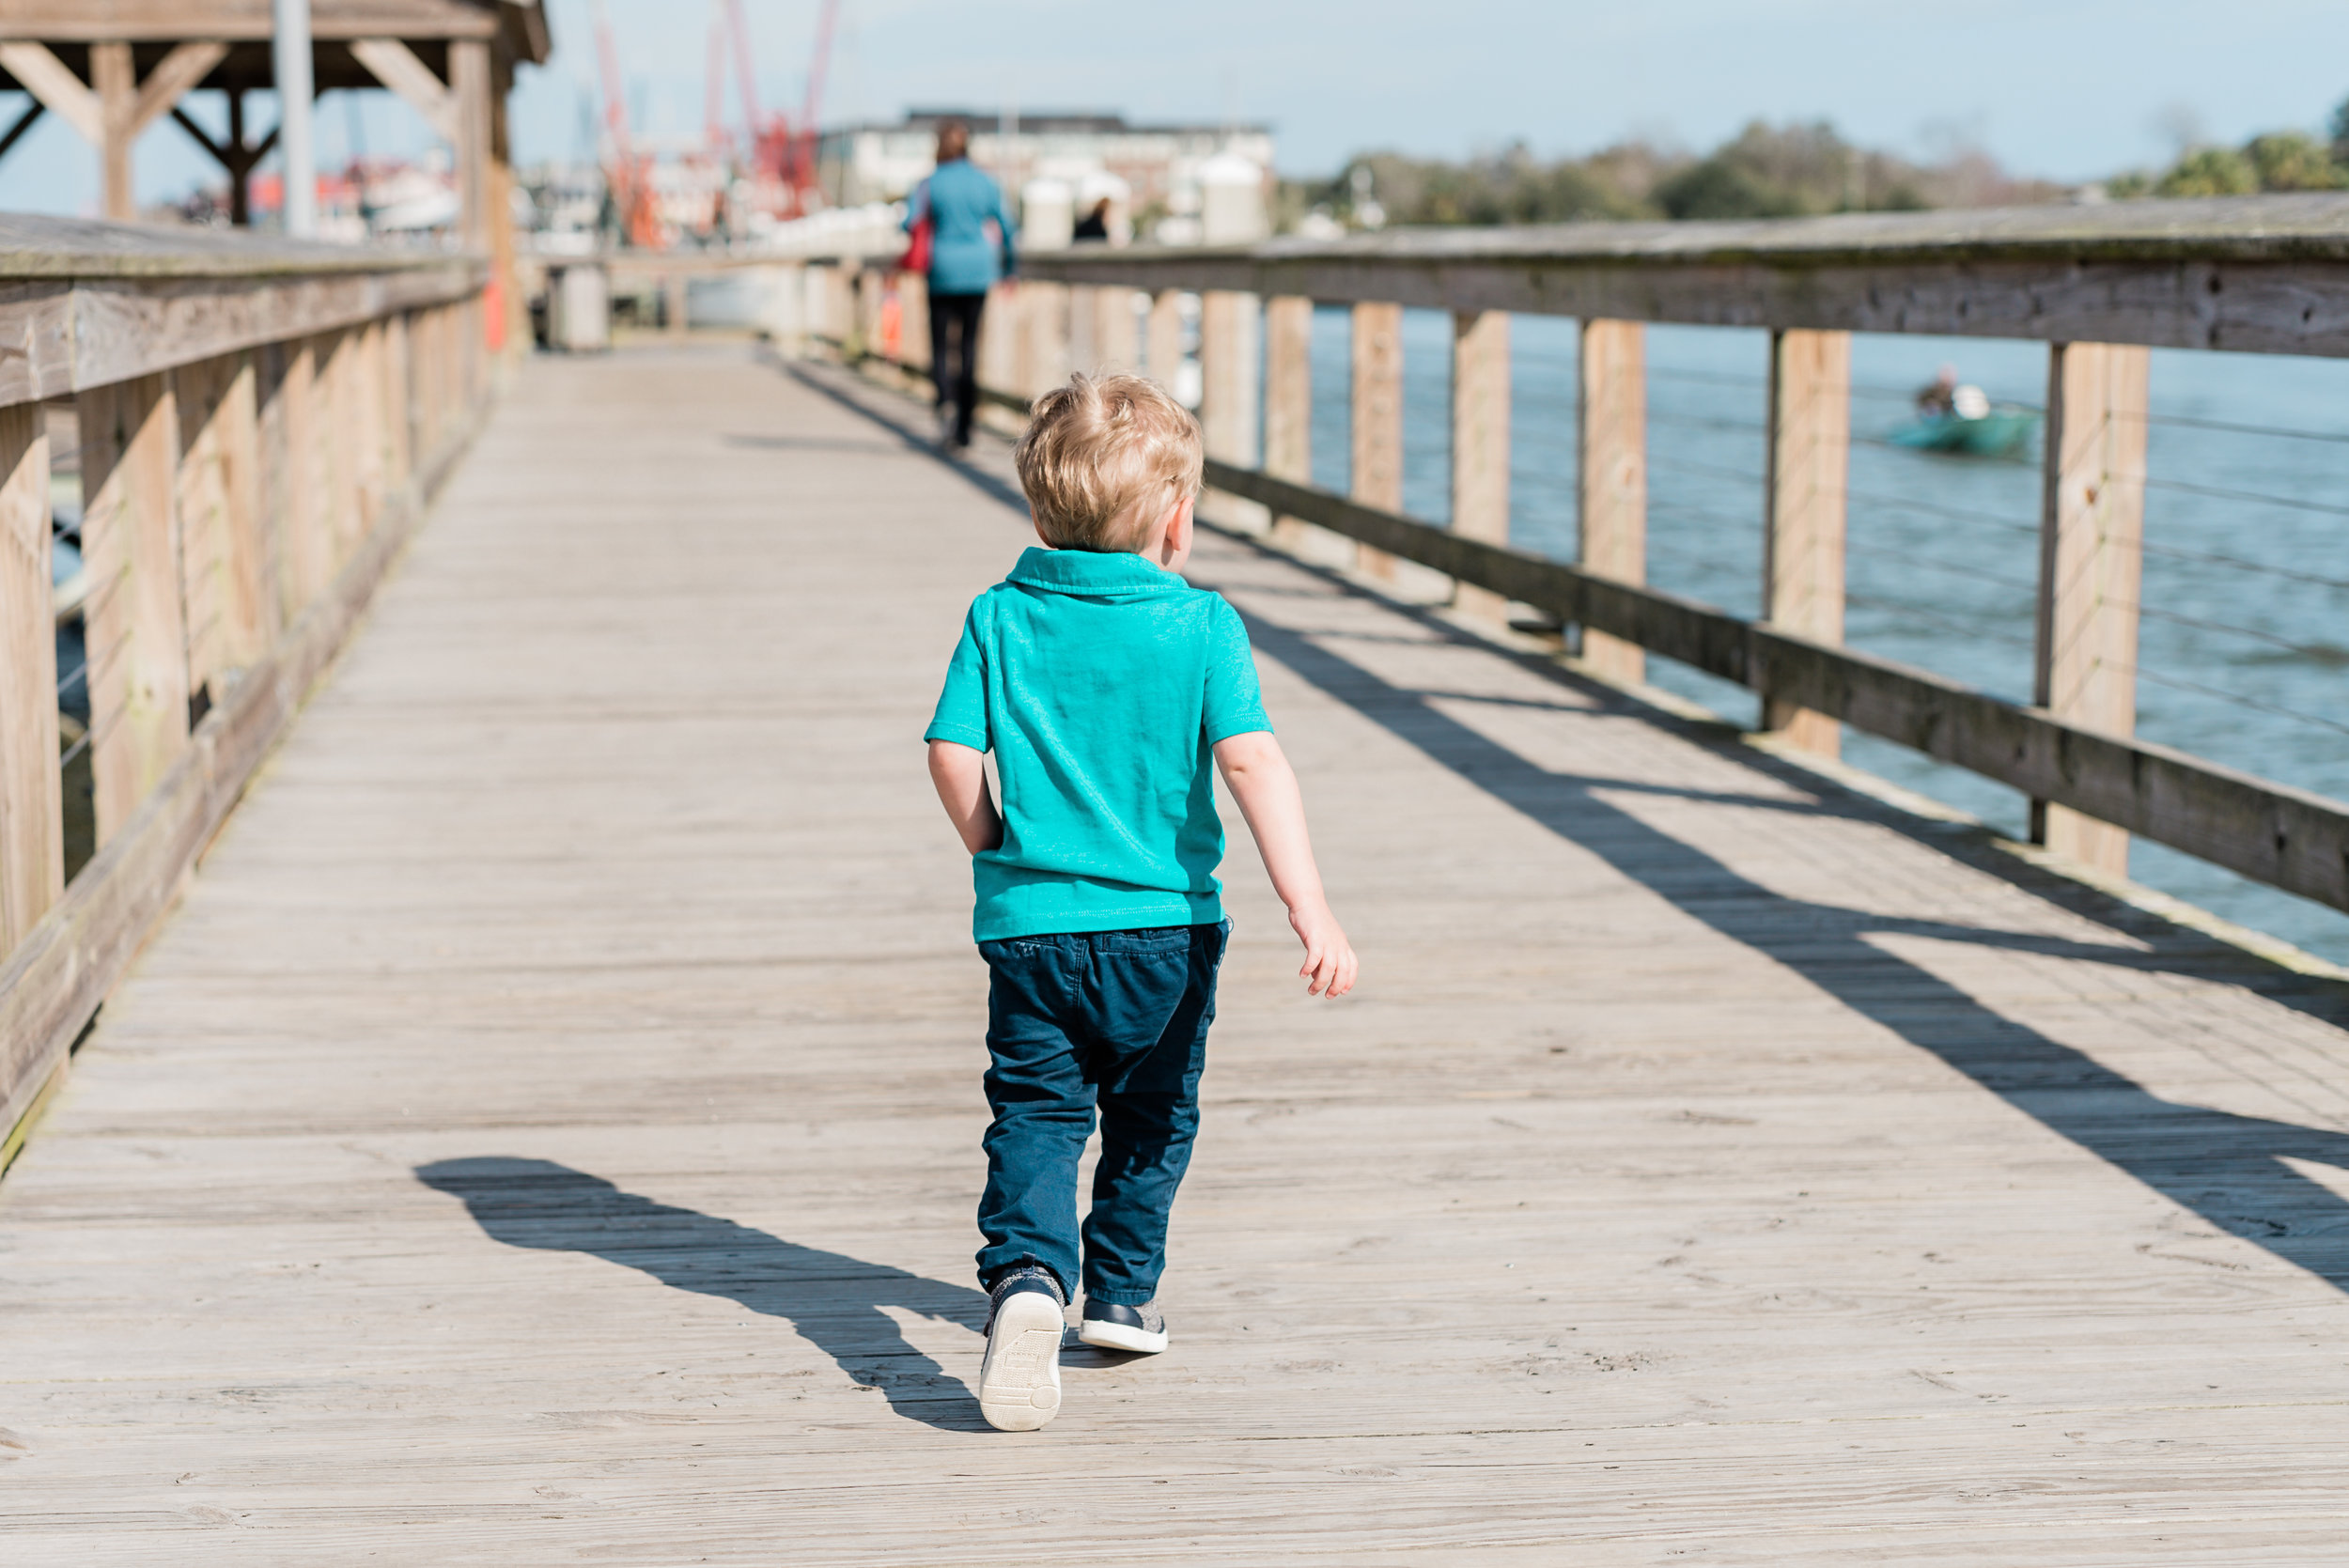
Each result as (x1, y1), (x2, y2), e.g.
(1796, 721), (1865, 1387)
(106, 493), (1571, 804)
(925, 373), (1357, 1433)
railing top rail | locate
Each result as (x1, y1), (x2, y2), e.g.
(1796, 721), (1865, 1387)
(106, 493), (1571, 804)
(1016, 193), (2349, 356)
(1041, 194), (2349, 272)
(0, 214), (485, 282)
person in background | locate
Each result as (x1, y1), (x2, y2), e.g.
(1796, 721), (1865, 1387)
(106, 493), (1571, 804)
(1072, 196), (1112, 243)
(906, 120), (1016, 450)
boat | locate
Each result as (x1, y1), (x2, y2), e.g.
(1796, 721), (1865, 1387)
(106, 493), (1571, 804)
(1888, 383), (2038, 457)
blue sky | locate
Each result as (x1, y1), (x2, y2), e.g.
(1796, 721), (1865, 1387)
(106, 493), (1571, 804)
(4, 0), (2345, 213)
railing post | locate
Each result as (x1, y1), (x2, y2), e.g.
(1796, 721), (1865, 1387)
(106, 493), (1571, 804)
(383, 310), (413, 494)
(1451, 308), (1511, 627)
(1066, 284), (1097, 376)
(1027, 281), (1071, 397)
(1264, 294), (1314, 548)
(1577, 318), (1646, 681)
(0, 400), (61, 950)
(1351, 300), (1404, 578)
(277, 339), (329, 613)
(980, 280), (1019, 400)
(79, 373), (191, 846)
(899, 272), (930, 371)
(665, 272), (690, 336)
(1094, 287), (1141, 373)
(1200, 289), (1265, 533)
(2033, 341), (2149, 875)
(171, 352), (270, 706)
(1146, 289), (1185, 393)
(1762, 327), (1851, 753)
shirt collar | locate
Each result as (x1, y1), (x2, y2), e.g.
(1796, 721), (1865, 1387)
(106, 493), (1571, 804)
(1004, 546), (1185, 598)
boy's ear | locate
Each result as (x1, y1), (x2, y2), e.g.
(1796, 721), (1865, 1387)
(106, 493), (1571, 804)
(1168, 492), (1196, 548)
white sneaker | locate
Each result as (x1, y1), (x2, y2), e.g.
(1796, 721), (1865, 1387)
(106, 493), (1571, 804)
(977, 1265), (1066, 1431)
(1077, 1298), (1168, 1355)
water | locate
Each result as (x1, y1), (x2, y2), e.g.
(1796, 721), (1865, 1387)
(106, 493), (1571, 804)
(1298, 305), (2349, 966)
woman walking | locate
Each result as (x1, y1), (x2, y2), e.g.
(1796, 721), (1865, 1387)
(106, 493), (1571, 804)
(907, 120), (1016, 450)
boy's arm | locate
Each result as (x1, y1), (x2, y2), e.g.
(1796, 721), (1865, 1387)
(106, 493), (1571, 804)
(1212, 730), (1357, 999)
(927, 740), (1003, 854)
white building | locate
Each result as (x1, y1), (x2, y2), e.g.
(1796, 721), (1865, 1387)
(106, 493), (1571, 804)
(817, 111), (1274, 246)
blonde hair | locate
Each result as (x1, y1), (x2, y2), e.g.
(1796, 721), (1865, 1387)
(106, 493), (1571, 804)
(1015, 373), (1204, 552)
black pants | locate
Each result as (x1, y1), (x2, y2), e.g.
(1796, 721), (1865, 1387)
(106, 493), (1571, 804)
(928, 289), (987, 444)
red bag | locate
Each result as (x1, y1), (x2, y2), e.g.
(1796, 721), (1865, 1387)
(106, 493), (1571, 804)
(898, 213), (933, 274)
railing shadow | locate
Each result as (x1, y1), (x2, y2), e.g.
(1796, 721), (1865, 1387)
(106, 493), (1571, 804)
(1232, 609), (2349, 1292)
(414, 1157), (991, 1430)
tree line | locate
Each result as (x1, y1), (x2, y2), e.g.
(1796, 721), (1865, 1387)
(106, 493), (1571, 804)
(1288, 102), (2349, 229)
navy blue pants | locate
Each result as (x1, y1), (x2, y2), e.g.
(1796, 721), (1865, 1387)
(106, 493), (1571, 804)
(975, 922), (1228, 1306)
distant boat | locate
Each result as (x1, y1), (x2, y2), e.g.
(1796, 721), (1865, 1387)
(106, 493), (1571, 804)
(1888, 407), (2038, 456)
(1890, 381), (2037, 457)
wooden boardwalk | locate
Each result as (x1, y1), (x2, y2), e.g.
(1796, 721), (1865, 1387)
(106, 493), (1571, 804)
(5, 343), (2349, 1562)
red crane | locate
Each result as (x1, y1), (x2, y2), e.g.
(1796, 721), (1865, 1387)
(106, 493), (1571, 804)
(723, 0), (840, 216)
(594, 0), (661, 246)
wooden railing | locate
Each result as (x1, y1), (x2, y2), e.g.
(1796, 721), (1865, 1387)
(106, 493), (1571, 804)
(0, 216), (490, 1160)
(795, 193), (2349, 926)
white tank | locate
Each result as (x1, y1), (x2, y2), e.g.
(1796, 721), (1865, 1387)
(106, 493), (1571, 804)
(1021, 178), (1075, 252)
(1199, 152), (1268, 245)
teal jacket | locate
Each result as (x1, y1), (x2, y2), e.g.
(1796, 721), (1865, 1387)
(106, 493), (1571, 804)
(908, 159), (1016, 296)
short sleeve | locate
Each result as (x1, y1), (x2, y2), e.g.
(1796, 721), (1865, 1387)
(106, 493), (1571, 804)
(1201, 598), (1271, 743)
(924, 605), (990, 751)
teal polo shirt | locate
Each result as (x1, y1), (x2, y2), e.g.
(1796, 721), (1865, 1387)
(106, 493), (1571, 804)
(925, 547), (1272, 941)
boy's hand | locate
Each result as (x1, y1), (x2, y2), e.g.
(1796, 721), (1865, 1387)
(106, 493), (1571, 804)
(1289, 897), (1358, 999)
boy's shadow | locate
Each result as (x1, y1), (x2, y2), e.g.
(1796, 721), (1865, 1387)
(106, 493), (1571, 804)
(416, 1157), (1014, 1431)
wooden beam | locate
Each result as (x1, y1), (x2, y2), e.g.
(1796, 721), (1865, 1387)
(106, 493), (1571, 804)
(1762, 328), (1850, 754)
(0, 42), (100, 144)
(1092, 284), (1137, 373)
(449, 38), (490, 247)
(0, 401), (60, 954)
(1194, 454), (2349, 917)
(2033, 341), (2149, 876)
(1450, 307), (1510, 627)
(92, 42), (136, 220)
(349, 37), (459, 145)
(77, 373), (191, 846)
(1263, 294), (1312, 549)
(0, 99), (43, 164)
(1578, 318), (1645, 682)
(1351, 300), (1403, 578)
(128, 41), (229, 140)
(0, 2), (502, 44)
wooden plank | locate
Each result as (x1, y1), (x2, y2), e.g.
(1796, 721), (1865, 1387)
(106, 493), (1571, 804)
(76, 372), (189, 846)
(1195, 454), (2349, 915)
(1578, 318), (1645, 682)
(1263, 294), (1313, 549)
(1762, 327), (1850, 755)
(1092, 285), (1139, 373)
(2034, 342), (2150, 876)
(1024, 280), (1069, 398)
(0, 400), (59, 954)
(170, 351), (270, 703)
(1450, 307), (1510, 627)
(1350, 300), (1403, 579)
(274, 339), (329, 613)
(382, 308), (412, 491)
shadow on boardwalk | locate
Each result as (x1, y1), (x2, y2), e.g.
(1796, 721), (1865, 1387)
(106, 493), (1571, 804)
(415, 1157), (991, 1430)
(1237, 608), (2349, 1292)
(794, 356), (2349, 1293)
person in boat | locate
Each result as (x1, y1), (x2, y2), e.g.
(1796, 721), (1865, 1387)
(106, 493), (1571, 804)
(1916, 364), (1959, 417)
